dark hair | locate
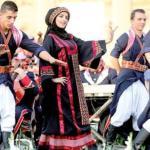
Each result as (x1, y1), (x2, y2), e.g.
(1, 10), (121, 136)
(0, 1), (18, 12)
(130, 9), (145, 20)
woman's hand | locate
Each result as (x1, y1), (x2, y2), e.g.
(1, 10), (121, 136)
(52, 77), (67, 85)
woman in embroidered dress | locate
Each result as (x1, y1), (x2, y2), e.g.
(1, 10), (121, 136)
(38, 7), (110, 150)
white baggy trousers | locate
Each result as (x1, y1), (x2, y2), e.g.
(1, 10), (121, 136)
(143, 119), (150, 133)
(0, 84), (15, 132)
(111, 80), (149, 131)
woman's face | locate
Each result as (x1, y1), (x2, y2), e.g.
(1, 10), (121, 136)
(55, 11), (69, 29)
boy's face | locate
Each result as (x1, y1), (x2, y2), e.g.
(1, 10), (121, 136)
(0, 10), (17, 31)
(131, 12), (146, 32)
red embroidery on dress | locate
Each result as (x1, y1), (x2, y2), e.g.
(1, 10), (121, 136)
(49, 33), (77, 55)
(50, 33), (89, 126)
(57, 50), (65, 134)
(40, 66), (54, 76)
(56, 42), (81, 132)
(38, 132), (95, 150)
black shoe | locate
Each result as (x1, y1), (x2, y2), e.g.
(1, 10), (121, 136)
(104, 124), (118, 150)
(133, 128), (150, 150)
(145, 145), (150, 150)
(106, 124), (117, 144)
(88, 143), (97, 150)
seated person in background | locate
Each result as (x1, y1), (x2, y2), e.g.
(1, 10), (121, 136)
(81, 59), (108, 85)
(101, 68), (117, 85)
(11, 51), (41, 138)
(16, 48), (39, 75)
(80, 58), (117, 115)
(81, 58), (117, 85)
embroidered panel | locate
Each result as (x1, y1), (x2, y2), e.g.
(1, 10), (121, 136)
(72, 54), (89, 125)
(93, 41), (102, 56)
(83, 41), (102, 67)
(40, 66), (54, 76)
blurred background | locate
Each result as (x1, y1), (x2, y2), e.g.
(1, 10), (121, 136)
(0, 0), (150, 59)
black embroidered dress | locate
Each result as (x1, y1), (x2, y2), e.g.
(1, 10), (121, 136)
(39, 33), (106, 149)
